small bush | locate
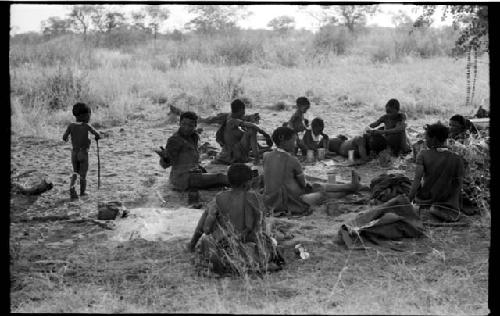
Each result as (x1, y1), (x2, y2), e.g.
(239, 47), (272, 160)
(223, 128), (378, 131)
(313, 25), (352, 56)
(214, 36), (263, 65)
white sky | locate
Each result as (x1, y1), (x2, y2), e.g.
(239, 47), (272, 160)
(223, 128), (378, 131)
(10, 4), (452, 34)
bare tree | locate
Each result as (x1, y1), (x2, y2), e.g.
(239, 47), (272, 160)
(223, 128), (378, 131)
(144, 5), (170, 46)
(68, 5), (95, 39)
(299, 5), (338, 29)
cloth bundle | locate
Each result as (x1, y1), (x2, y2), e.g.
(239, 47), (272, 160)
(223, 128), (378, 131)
(338, 195), (425, 250)
(370, 173), (412, 203)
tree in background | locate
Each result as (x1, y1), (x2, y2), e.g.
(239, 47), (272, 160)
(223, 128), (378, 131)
(130, 10), (148, 32)
(391, 10), (414, 28)
(41, 16), (73, 38)
(299, 5), (338, 29)
(103, 12), (126, 33)
(336, 5), (379, 33)
(185, 5), (251, 34)
(267, 15), (296, 35)
(144, 5), (170, 45)
(68, 5), (95, 40)
(300, 5), (378, 33)
(417, 5), (488, 106)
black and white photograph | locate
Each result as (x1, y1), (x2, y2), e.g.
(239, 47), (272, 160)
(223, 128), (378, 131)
(10, 2), (490, 313)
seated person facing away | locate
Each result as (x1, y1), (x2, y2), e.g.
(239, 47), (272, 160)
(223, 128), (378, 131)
(263, 126), (317, 216)
(189, 163), (284, 274)
(216, 99), (272, 165)
(286, 96), (311, 156)
(449, 114), (478, 142)
(408, 122), (465, 222)
(302, 117), (329, 156)
(328, 132), (387, 164)
(164, 111), (228, 191)
(368, 98), (411, 156)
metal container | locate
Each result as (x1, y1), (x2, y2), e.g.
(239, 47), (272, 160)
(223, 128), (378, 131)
(317, 148), (326, 160)
(306, 149), (315, 163)
(348, 150), (355, 162)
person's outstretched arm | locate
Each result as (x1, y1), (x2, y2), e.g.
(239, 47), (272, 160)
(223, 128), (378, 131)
(369, 116), (384, 128)
(62, 124), (71, 142)
(377, 120), (406, 135)
(86, 123), (101, 140)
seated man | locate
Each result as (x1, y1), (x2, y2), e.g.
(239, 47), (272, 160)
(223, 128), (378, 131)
(408, 122), (465, 222)
(189, 163), (284, 274)
(216, 99), (272, 165)
(449, 114), (478, 142)
(162, 111), (228, 192)
(302, 117), (329, 156)
(327, 132), (388, 164)
(368, 98), (411, 156)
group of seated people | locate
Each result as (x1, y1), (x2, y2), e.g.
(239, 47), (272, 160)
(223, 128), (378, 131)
(158, 96), (484, 274)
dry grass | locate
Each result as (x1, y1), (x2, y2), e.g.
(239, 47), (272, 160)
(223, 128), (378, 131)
(10, 48), (489, 137)
(11, 221), (489, 314)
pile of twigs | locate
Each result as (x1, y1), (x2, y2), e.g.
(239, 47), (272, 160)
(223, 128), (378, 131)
(448, 134), (490, 216)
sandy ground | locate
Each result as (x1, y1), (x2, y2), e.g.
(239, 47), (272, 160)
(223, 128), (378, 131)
(10, 105), (490, 313)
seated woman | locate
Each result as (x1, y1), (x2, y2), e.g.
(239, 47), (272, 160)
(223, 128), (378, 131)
(449, 114), (478, 142)
(263, 126), (317, 216)
(408, 122), (465, 222)
(327, 132), (388, 164)
(189, 163), (284, 275)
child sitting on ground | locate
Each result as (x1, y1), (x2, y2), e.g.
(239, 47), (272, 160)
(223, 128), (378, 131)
(408, 122), (465, 222)
(189, 163), (284, 274)
(302, 117), (329, 157)
(62, 102), (101, 199)
(216, 99), (272, 165)
(286, 96), (311, 156)
(368, 98), (411, 156)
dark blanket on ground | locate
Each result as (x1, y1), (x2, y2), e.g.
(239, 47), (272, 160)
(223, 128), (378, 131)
(369, 173), (412, 204)
(338, 195), (425, 250)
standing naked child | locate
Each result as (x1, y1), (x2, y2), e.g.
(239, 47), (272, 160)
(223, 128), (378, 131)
(217, 99), (271, 165)
(368, 98), (411, 156)
(286, 96), (311, 156)
(163, 111), (228, 192)
(302, 118), (329, 156)
(62, 102), (101, 199)
(408, 122), (465, 222)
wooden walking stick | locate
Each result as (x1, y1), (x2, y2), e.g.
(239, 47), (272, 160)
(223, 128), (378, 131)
(96, 139), (101, 189)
